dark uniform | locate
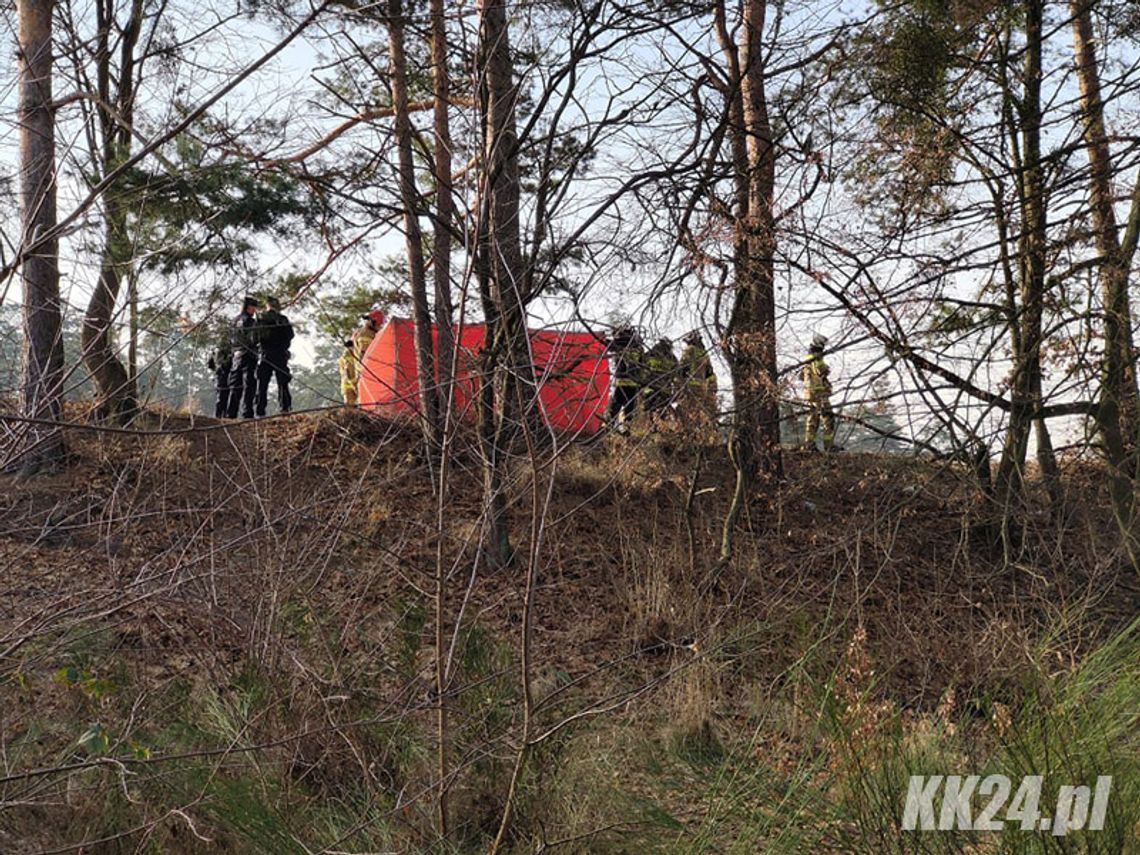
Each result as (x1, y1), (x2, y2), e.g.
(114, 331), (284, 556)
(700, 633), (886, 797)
(642, 339), (679, 415)
(206, 332), (233, 418)
(255, 301), (294, 416)
(605, 328), (646, 429)
(227, 302), (260, 419)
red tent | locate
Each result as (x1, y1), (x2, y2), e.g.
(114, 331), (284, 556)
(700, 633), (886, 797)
(358, 318), (611, 435)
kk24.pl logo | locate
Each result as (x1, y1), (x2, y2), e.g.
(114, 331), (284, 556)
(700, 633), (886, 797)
(902, 775), (1111, 835)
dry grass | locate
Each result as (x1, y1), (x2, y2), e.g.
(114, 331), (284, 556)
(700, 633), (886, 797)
(0, 409), (1136, 852)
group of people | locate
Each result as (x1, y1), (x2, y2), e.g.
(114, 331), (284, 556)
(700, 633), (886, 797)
(605, 326), (839, 450)
(207, 295), (295, 419)
(605, 328), (717, 433)
(207, 300), (838, 450)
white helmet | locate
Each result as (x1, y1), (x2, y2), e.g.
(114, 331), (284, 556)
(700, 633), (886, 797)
(811, 333), (828, 349)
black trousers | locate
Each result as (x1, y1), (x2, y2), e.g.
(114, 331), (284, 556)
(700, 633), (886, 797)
(256, 351), (292, 416)
(606, 383), (640, 423)
(227, 353), (257, 418)
(213, 366), (231, 418)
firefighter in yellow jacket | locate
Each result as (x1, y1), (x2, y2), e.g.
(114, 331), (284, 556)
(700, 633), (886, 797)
(802, 333), (837, 451)
(338, 339), (360, 405)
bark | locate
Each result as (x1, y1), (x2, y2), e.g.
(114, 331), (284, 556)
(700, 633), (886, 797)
(429, 0), (454, 836)
(476, 0), (528, 572)
(996, 0), (1048, 523)
(127, 268), (138, 397)
(81, 0), (143, 424)
(16, 0), (66, 473)
(1070, 0), (1139, 558)
(387, 0), (440, 459)
(430, 0), (456, 426)
(716, 0), (782, 566)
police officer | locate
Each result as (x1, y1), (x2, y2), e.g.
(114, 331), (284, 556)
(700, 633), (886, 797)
(802, 332), (837, 451)
(227, 296), (260, 419)
(255, 296), (295, 417)
(205, 324), (233, 418)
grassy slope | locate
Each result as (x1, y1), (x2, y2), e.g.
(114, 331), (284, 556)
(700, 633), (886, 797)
(0, 409), (1137, 853)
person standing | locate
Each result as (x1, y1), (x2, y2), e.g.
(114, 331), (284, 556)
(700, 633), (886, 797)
(353, 310), (384, 357)
(206, 325), (233, 418)
(255, 296), (295, 417)
(338, 339), (359, 405)
(226, 296), (260, 419)
(605, 326), (646, 433)
(802, 333), (838, 451)
(679, 331), (717, 430)
(643, 338), (680, 417)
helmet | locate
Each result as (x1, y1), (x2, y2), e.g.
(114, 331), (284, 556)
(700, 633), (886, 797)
(361, 310), (386, 327)
(811, 333), (828, 349)
(684, 330), (702, 345)
(265, 295), (281, 309)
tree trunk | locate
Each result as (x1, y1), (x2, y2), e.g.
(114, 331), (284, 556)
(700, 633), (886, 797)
(81, 0), (143, 424)
(717, 0), (782, 566)
(15, 0), (66, 473)
(430, 0), (456, 426)
(82, 197), (137, 423)
(387, 0), (440, 462)
(1070, 0), (1139, 559)
(476, 0), (528, 572)
(429, 0), (454, 837)
(127, 267), (139, 398)
(996, 0), (1048, 532)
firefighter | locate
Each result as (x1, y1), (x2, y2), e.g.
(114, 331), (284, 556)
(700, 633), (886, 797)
(255, 296), (295, 417)
(353, 310), (384, 357)
(679, 330), (717, 426)
(643, 338), (679, 417)
(605, 326), (646, 432)
(226, 296), (261, 419)
(802, 332), (837, 451)
(338, 339), (359, 405)
(205, 324), (233, 419)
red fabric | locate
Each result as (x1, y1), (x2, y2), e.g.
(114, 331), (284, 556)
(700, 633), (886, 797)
(358, 319), (610, 435)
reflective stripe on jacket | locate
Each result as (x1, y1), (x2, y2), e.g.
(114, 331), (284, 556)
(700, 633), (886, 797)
(802, 353), (831, 398)
(338, 352), (359, 387)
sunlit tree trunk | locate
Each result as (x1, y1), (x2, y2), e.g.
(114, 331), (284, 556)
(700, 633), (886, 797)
(16, 0), (66, 473)
(428, 0), (454, 838)
(717, 0), (782, 565)
(1070, 0), (1140, 561)
(476, 0), (527, 572)
(430, 0), (456, 423)
(387, 0), (439, 461)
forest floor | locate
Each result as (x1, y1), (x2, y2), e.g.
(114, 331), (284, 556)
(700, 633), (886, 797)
(0, 406), (1137, 854)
